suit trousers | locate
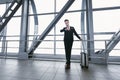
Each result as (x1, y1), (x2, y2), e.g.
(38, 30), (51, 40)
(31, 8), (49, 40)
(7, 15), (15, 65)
(64, 40), (73, 65)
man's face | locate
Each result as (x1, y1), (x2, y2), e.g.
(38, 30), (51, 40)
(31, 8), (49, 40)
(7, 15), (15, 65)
(64, 21), (69, 26)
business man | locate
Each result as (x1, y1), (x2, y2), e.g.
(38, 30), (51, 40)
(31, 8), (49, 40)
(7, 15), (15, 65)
(60, 19), (82, 69)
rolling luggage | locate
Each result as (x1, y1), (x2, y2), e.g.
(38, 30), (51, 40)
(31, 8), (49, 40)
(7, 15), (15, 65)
(80, 52), (89, 68)
(80, 40), (89, 68)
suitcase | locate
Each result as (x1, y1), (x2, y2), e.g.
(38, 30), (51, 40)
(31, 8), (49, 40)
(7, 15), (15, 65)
(80, 52), (89, 68)
(80, 41), (89, 68)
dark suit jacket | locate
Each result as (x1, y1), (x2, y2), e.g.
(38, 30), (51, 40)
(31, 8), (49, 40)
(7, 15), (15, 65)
(60, 26), (81, 42)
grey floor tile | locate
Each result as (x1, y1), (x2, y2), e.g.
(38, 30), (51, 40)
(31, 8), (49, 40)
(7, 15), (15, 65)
(0, 59), (119, 80)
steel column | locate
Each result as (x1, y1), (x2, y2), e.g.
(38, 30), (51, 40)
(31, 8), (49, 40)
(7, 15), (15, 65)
(81, 0), (87, 53)
(85, 0), (94, 59)
(54, 0), (57, 55)
(18, 0), (29, 59)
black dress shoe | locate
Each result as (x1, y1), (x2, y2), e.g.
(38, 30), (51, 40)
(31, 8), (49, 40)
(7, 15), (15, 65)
(65, 64), (70, 69)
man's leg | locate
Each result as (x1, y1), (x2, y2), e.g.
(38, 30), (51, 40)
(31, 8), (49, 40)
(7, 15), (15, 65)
(67, 41), (73, 65)
(64, 41), (69, 64)
(64, 41), (73, 69)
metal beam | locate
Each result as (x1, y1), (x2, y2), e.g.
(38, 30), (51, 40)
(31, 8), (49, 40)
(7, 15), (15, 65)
(100, 30), (120, 54)
(18, 0), (29, 59)
(85, 0), (94, 57)
(0, 0), (22, 33)
(94, 30), (120, 64)
(27, 0), (39, 57)
(29, 0), (39, 45)
(0, 0), (12, 4)
(81, 0), (87, 53)
(30, 0), (38, 35)
(106, 30), (120, 54)
(28, 0), (75, 56)
(9, 6), (120, 18)
(106, 30), (120, 47)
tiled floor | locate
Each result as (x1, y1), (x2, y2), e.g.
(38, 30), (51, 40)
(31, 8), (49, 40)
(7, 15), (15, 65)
(0, 59), (120, 80)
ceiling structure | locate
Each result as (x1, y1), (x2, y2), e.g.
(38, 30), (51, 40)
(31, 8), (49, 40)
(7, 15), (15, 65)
(0, 0), (12, 4)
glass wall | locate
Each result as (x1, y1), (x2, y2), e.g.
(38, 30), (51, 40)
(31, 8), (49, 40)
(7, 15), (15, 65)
(33, 0), (54, 13)
(92, 0), (120, 8)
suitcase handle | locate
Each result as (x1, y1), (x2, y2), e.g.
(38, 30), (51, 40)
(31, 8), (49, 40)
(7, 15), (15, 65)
(81, 40), (86, 53)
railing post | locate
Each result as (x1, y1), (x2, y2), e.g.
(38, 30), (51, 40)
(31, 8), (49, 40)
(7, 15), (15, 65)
(4, 40), (8, 59)
(105, 40), (108, 64)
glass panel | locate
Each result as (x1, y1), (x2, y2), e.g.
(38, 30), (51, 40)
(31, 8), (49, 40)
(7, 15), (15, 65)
(93, 0), (120, 8)
(109, 42), (120, 56)
(56, 0), (82, 12)
(93, 10), (120, 32)
(7, 17), (21, 35)
(36, 35), (54, 54)
(72, 41), (81, 55)
(56, 0), (67, 12)
(68, 0), (82, 11)
(6, 17), (21, 53)
(34, 41), (54, 54)
(94, 41), (105, 52)
(94, 35), (112, 40)
(34, 0), (54, 13)
(0, 4), (6, 16)
(37, 15), (54, 34)
(56, 42), (64, 54)
(7, 41), (19, 53)
(94, 35), (113, 52)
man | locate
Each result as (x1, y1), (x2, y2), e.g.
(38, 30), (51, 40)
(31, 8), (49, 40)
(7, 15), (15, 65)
(60, 19), (82, 69)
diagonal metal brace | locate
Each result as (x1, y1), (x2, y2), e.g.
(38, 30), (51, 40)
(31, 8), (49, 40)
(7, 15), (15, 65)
(0, 0), (22, 32)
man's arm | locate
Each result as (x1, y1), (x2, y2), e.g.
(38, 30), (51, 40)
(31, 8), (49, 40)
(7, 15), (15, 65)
(73, 27), (82, 40)
(60, 28), (65, 32)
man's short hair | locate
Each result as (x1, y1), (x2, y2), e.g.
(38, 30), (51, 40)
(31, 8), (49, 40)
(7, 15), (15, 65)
(64, 19), (69, 22)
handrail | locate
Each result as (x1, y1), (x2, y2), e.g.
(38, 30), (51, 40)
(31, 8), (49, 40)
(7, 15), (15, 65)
(0, 33), (119, 52)
(0, 38), (120, 59)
